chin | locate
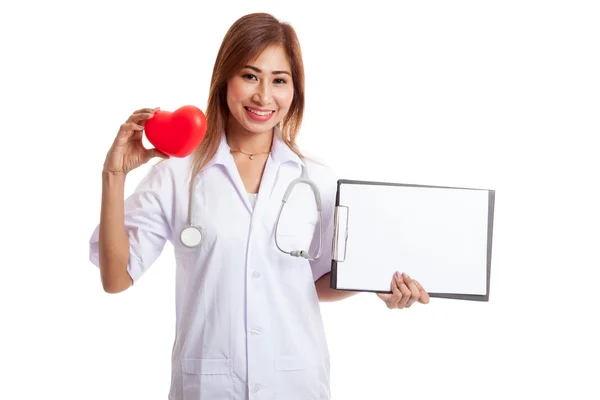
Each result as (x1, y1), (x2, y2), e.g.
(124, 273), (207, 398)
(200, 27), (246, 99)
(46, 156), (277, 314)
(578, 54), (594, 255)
(244, 120), (280, 134)
(250, 125), (277, 135)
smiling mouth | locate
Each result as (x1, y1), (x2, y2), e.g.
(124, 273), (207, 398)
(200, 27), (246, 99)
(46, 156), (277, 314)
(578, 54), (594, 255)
(244, 107), (275, 116)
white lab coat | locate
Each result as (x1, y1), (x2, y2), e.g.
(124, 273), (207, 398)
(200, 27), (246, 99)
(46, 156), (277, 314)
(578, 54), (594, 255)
(89, 126), (338, 400)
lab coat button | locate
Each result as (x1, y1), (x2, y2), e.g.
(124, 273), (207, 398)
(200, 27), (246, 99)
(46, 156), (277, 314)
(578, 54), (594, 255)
(251, 327), (262, 336)
(252, 383), (262, 393)
(252, 271), (261, 278)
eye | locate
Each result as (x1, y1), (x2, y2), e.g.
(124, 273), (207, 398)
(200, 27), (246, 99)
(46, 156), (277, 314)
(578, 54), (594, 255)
(274, 78), (287, 84)
(242, 73), (258, 81)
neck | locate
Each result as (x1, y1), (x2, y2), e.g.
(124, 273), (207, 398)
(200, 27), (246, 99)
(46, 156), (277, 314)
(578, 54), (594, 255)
(226, 116), (274, 154)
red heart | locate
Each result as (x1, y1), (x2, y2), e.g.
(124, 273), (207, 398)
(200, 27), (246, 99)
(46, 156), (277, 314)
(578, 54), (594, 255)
(144, 105), (208, 158)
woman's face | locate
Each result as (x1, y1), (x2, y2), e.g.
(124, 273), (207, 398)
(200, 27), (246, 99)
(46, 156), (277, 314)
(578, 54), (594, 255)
(226, 44), (294, 136)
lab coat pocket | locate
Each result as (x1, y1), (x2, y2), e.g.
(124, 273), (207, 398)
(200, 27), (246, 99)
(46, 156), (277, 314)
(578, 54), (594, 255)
(275, 356), (320, 399)
(275, 215), (318, 258)
(276, 355), (308, 371)
(181, 358), (233, 400)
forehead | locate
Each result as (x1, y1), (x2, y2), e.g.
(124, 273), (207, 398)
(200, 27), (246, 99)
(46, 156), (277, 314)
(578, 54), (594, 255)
(246, 44), (291, 71)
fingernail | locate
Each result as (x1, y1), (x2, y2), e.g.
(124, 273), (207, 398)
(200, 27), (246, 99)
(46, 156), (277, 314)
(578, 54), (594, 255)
(394, 272), (400, 279)
(402, 273), (409, 279)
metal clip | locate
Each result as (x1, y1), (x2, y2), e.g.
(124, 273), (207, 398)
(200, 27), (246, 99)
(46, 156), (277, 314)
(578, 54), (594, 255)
(332, 205), (349, 262)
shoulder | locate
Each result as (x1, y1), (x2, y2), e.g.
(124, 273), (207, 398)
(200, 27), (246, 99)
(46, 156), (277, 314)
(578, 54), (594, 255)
(300, 152), (338, 203)
(150, 155), (193, 179)
(135, 155), (193, 192)
(301, 149), (337, 179)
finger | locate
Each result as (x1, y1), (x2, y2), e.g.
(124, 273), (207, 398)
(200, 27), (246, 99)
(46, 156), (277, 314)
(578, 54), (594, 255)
(402, 273), (420, 308)
(131, 107), (160, 115)
(388, 275), (402, 309)
(414, 280), (430, 304)
(132, 129), (144, 142)
(126, 112), (156, 124)
(116, 122), (145, 140)
(396, 276), (412, 309)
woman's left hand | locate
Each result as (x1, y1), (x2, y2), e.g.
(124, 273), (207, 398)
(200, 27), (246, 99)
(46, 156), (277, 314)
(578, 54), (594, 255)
(376, 272), (430, 309)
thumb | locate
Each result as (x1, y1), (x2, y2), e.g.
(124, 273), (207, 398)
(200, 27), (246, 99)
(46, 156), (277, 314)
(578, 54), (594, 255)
(376, 293), (389, 301)
(146, 148), (170, 160)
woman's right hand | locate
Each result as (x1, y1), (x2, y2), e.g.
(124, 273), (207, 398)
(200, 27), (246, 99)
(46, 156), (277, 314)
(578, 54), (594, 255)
(103, 107), (170, 175)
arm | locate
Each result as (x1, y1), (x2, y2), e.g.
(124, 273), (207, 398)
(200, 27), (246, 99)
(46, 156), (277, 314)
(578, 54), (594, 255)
(98, 170), (133, 293)
(315, 272), (360, 302)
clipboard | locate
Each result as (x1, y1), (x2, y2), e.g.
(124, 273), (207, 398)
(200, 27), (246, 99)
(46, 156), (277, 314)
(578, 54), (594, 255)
(330, 179), (495, 301)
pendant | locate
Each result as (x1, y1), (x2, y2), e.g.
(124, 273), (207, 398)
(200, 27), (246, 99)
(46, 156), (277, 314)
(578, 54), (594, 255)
(249, 154), (255, 160)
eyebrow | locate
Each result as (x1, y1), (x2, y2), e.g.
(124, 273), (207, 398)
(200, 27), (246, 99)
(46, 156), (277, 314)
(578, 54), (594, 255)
(243, 65), (291, 77)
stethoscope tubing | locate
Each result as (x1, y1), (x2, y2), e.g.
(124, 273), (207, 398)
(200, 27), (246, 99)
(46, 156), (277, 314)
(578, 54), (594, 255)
(180, 164), (324, 260)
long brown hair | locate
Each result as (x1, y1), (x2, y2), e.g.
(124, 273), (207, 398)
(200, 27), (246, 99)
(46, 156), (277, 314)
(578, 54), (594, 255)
(188, 12), (306, 187)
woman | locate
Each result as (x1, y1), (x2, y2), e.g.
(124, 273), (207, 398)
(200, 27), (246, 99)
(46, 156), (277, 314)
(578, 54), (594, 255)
(89, 12), (429, 400)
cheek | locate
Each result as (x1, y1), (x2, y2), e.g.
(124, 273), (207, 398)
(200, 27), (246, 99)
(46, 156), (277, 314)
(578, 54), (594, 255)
(226, 92), (236, 112)
(226, 90), (239, 110)
(226, 81), (249, 107)
(277, 89), (295, 111)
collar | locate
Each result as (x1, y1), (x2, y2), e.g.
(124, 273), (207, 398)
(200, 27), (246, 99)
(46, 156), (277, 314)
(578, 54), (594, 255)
(270, 125), (303, 166)
(201, 125), (303, 171)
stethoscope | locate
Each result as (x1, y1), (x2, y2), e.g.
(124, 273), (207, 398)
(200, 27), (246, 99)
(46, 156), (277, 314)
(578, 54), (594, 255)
(179, 163), (324, 260)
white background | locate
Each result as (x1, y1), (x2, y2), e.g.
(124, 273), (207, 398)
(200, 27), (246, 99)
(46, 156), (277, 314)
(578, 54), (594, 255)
(1, 0), (599, 399)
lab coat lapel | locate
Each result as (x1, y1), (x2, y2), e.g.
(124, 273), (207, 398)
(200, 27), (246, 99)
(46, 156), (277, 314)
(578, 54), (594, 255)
(204, 127), (303, 217)
(252, 125), (303, 225)
(252, 156), (277, 222)
(203, 133), (254, 214)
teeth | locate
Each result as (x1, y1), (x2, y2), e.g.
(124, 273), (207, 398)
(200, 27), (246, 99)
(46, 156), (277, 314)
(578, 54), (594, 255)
(247, 108), (273, 116)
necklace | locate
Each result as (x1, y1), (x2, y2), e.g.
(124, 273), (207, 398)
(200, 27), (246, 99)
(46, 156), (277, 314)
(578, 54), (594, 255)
(230, 149), (271, 160)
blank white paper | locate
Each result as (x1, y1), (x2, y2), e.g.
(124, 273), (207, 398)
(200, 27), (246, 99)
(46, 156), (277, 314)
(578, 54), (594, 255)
(333, 182), (492, 296)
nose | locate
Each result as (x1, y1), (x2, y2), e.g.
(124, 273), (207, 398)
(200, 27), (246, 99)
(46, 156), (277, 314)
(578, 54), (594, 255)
(253, 81), (272, 105)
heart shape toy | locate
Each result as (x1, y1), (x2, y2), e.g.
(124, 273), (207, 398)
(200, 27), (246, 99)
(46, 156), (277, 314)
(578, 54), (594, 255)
(144, 105), (208, 158)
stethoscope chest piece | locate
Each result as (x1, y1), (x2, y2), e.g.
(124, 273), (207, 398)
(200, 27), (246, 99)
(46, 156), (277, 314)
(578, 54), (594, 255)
(180, 226), (203, 248)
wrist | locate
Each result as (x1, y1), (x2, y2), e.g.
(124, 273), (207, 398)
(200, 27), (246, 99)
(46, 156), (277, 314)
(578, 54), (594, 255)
(102, 168), (127, 182)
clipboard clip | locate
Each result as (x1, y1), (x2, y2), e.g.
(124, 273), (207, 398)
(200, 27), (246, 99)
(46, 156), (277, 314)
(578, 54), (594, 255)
(332, 205), (349, 262)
